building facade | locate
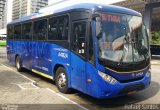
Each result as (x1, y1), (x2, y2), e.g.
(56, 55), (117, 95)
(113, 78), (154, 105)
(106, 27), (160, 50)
(0, 0), (48, 35)
(0, 0), (7, 29)
(113, 0), (160, 31)
(12, 0), (48, 20)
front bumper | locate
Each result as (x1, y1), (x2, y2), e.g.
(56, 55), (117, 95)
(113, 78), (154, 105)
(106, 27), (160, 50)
(88, 73), (151, 99)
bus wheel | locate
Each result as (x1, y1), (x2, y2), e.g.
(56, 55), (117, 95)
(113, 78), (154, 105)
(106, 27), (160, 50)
(16, 56), (23, 72)
(55, 67), (71, 93)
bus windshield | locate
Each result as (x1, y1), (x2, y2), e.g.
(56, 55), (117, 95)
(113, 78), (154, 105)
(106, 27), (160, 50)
(96, 13), (149, 64)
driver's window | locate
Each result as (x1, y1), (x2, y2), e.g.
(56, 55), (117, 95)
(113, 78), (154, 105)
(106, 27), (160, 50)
(72, 21), (86, 57)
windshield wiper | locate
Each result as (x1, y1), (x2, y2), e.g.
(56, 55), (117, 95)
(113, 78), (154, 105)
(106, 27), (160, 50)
(132, 27), (148, 62)
(118, 27), (129, 65)
(137, 27), (148, 61)
(139, 45), (148, 61)
(131, 27), (135, 62)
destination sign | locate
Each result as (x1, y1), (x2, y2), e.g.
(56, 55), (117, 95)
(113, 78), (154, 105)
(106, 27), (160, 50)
(100, 14), (121, 23)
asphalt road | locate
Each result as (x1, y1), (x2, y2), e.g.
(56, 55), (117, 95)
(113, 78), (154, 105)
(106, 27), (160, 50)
(0, 47), (160, 110)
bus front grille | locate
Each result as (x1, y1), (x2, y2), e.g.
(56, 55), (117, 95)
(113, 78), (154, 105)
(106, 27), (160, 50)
(118, 83), (145, 95)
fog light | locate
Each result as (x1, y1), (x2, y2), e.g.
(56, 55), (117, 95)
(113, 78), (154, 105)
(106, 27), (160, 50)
(98, 71), (117, 84)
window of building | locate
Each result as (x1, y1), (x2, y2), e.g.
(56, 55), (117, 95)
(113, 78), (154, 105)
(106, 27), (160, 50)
(33, 19), (47, 40)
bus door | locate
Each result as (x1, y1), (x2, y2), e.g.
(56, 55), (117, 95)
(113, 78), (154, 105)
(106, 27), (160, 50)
(71, 20), (88, 92)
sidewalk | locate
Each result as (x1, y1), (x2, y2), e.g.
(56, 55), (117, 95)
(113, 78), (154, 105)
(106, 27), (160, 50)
(0, 64), (87, 110)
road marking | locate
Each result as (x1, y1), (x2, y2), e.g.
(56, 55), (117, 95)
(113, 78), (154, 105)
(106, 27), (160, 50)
(11, 82), (40, 90)
(17, 83), (39, 90)
(0, 63), (89, 110)
(31, 83), (40, 89)
(151, 61), (159, 64)
(0, 63), (36, 83)
(47, 88), (89, 110)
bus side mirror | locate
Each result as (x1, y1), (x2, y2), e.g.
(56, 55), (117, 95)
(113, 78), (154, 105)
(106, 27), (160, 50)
(92, 14), (100, 20)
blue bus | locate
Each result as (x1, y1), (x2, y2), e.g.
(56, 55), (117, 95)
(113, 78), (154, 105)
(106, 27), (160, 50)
(150, 44), (160, 55)
(7, 2), (151, 98)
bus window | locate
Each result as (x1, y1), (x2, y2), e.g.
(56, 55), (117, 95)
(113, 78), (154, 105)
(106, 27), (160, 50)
(33, 19), (47, 40)
(72, 21), (86, 57)
(48, 18), (58, 40)
(7, 25), (14, 40)
(14, 24), (21, 40)
(22, 22), (32, 40)
(48, 15), (69, 41)
(57, 16), (69, 40)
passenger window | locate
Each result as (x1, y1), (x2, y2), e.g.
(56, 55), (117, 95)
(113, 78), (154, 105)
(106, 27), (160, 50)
(57, 16), (69, 40)
(33, 19), (47, 40)
(48, 18), (58, 40)
(14, 24), (21, 40)
(22, 22), (32, 40)
(72, 21), (86, 57)
(7, 25), (14, 40)
(48, 15), (69, 40)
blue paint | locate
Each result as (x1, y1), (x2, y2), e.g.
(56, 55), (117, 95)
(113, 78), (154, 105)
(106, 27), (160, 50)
(7, 3), (150, 98)
(7, 40), (151, 98)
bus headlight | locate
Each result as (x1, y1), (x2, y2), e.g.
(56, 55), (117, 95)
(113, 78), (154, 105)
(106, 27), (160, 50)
(98, 71), (117, 84)
(146, 69), (151, 77)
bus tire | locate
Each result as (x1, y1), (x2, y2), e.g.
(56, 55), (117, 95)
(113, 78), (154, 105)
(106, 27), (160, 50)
(55, 67), (71, 93)
(16, 56), (23, 72)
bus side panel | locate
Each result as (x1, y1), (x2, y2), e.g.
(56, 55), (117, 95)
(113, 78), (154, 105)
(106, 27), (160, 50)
(11, 41), (21, 63)
(29, 42), (71, 85)
(36, 42), (53, 76)
(86, 62), (102, 97)
(7, 40), (22, 65)
(50, 44), (71, 86)
(31, 41), (39, 71)
(70, 51), (87, 93)
(21, 41), (32, 70)
(16, 41), (23, 59)
(7, 40), (15, 62)
(30, 42), (58, 78)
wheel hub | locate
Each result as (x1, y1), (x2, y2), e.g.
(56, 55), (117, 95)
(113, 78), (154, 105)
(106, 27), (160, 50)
(57, 73), (66, 88)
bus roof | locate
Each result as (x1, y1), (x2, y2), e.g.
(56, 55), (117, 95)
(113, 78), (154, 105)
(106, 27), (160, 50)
(8, 1), (141, 25)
